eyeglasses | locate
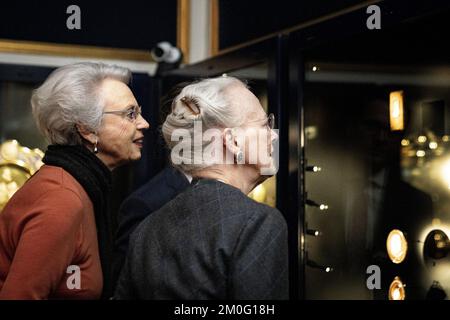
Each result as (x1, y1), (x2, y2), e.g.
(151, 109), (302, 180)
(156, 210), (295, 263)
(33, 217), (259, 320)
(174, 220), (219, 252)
(103, 105), (142, 122)
(266, 113), (275, 130)
(248, 113), (275, 129)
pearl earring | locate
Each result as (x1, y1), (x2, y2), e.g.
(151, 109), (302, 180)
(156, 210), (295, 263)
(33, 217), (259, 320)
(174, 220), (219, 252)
(236, 149), (244, 163)
(93, 138), (98, 154)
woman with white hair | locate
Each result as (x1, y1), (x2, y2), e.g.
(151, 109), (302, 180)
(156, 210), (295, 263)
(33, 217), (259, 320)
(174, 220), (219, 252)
(115, 76), (288, 299)
(0, 62), (149, 299)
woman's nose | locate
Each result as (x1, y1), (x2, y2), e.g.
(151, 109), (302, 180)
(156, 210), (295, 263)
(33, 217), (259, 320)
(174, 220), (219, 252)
(270, 128), (279, 141)
(137, 114), (150, 130)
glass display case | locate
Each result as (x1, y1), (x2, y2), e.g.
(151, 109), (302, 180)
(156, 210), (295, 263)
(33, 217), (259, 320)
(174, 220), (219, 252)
(299, 3), (450, 299)
(0, 66), (49, 210)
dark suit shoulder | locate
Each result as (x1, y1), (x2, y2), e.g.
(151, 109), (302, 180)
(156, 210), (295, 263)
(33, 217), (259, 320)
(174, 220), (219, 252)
(206, 180), (285, 224)
(119, 167), (189, 217)
(123, 179), (288, 299)
(132, 179), (285, 242)
(130, 166), (188, 200)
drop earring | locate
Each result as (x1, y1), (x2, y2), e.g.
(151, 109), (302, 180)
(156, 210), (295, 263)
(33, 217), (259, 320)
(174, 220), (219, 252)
(93, 138), (98, 154)
(236, 149), (244, 163)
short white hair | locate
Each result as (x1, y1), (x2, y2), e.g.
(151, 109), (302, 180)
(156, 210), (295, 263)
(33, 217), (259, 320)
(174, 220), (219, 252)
(31, 62), (131, 145)
(162, 76), (248, 173)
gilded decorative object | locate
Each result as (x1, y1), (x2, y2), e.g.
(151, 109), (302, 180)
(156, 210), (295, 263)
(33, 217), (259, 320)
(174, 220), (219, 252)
(248, 176), (276, 207)
(389, 276), (406, 300)
(0, 140), (44, 211)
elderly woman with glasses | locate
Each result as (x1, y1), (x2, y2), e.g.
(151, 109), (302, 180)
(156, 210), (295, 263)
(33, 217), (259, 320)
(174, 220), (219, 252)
(115, 76), (288, 300)
(0, 62), (149, 299)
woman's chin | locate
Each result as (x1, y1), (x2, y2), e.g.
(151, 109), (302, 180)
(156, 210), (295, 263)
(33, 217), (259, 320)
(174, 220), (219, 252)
(131, 151), (142, 161)
(259, 158), (277, 176)
(130, 143), (144, 159)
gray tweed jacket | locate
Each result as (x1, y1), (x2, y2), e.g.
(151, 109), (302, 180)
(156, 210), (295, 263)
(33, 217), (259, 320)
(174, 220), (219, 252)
(114, 178), (288, 300)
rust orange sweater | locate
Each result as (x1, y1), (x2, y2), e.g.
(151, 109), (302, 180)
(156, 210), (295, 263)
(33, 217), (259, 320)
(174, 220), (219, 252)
(0, 165), (102, 299)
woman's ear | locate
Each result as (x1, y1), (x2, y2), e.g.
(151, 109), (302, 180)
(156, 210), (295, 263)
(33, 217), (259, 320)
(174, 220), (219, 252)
(223, 128), (240, 156)
(76, 124), (97, 145)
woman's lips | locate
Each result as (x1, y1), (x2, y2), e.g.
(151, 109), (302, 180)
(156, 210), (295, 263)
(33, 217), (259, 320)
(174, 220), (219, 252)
(133, 137), (144, 147)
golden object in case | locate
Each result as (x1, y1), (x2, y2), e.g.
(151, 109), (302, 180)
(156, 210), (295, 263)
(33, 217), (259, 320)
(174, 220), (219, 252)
(0, 140), (44, 211)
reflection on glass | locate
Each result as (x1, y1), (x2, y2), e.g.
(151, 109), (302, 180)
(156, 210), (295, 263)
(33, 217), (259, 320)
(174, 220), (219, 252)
(0, 82), (48, 151)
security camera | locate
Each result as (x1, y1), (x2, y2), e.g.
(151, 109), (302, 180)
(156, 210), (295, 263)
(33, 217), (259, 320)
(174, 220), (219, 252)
(151, 41), (182, 64)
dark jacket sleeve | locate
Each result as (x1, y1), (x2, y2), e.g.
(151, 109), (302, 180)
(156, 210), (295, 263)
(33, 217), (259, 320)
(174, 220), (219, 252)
(112, 196), (151, 290)
(115, 196), (151, 259)
(114, 253), (136, 299)
(114, 225), (143, 300)
(113, 167), (189, 271)
(229, 207), (289, 300)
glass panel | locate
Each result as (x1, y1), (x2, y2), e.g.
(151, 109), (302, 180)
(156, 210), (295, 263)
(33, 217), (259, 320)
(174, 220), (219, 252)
(0, 81), (47, 210)
(0, 81), (47, 150)
(303, 12), (450, 299)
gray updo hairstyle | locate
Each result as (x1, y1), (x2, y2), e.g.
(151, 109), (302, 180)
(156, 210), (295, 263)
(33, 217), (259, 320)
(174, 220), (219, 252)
(162, 76), (248, 173)
(31, 62), (131, 145)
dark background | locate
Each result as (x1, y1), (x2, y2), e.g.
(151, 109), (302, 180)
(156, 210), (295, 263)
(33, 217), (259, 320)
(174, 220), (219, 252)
(218, 0), (368, 50)
(0, 1), (177, 50)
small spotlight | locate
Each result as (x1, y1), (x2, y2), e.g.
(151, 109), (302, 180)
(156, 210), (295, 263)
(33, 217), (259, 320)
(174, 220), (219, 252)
(416, 150), (426, 157)
(429, 142), (438, 149)
(307, 259), (333, 273)
(307, 229), (322, 237)
(312, 66), (318, 72)
(386, 229), (408, 264)
(306, 199), (328, 211)
(443, 135), (450, 142)
(389, 276), (406, 300)
(306, 165), (322, 172)
(151, 41), (182, 63)
(418, 135), (427, 143)
(401, 139), (410, 146)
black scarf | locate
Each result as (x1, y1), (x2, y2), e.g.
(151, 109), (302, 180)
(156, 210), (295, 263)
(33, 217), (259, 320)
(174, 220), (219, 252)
(42, 144), (114, 299)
